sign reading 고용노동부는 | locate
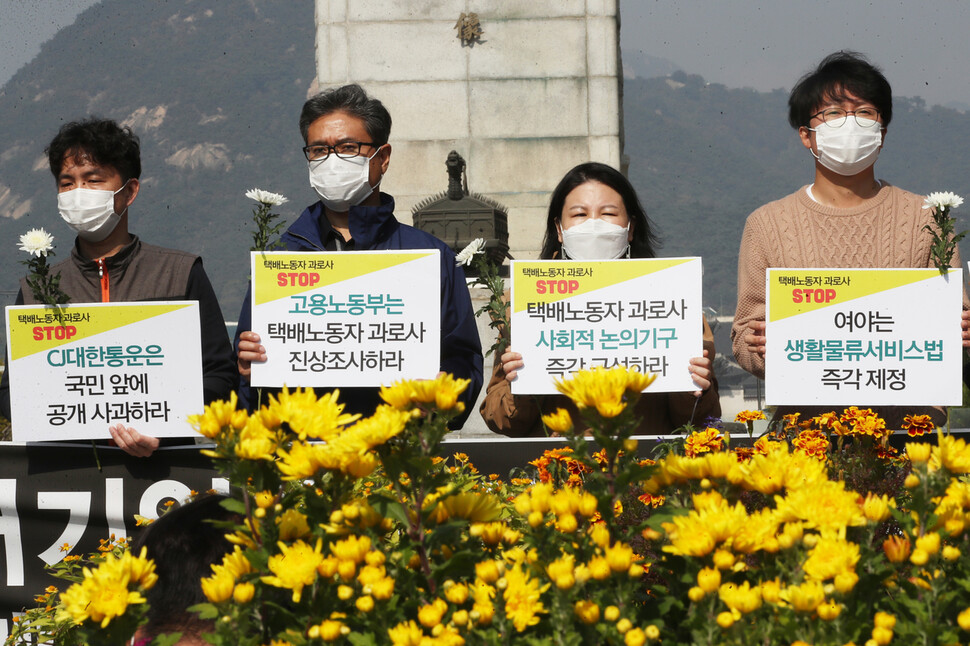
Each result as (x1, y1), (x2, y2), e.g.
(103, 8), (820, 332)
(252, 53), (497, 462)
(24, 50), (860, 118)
(5, 302), (204, 442)
(765, 268), (963, 406)
(249, 250), (441, 388)
(509, 257), (703, 395)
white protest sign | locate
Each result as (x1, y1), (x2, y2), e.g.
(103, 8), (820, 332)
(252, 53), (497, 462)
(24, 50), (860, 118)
(249, 250), (440, 387)
(510, 257), (703, 395)
(5, 302), (203, 441)
(765, 268), (962, 406)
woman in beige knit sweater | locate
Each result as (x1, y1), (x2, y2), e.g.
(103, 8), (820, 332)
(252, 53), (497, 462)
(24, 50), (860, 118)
(731, 51), (970, 428)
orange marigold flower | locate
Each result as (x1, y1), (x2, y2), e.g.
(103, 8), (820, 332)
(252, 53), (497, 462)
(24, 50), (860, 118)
(876, 444), (899, 460)
(902, 414), (935, 437)
(684, 427), (723, 458)
(811, 411), (840, 430)
(735, 410), (766, 423)
(733, 446), (755, 462)
(782, 413), (800, 429)
(792, 429), (830, 461)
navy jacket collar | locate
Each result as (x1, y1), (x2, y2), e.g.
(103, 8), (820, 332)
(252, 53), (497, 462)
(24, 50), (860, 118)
(284, 193), (398, 250)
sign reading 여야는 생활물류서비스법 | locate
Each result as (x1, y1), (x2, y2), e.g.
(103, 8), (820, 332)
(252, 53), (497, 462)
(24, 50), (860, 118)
(764, 268), (963, 406)
(5, 301), (204, 442)
(249, 250), (441, 388)
(509, 257), (703, 395)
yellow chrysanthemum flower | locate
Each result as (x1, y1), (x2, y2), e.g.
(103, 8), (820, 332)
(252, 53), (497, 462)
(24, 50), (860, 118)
(547, 553), (576, 590)
(718, 580), (762, 614)
(388, 620), (425, 645)
(541, 408), (574, 434)
(59, 548), (157, 628)
(234, 415), (277, 461)
(782, 579), (825, 613)
(554, 366), (655, 418)
(435, 491), (504, 523)
(276, 441), (321, 480)
(261, 539), (324, 602)
(380, 374), (471, 411)
(277, 508), (311, 540)
(188, 391), (242, 438)
(267, 387), (360, 440)
(331, 535), (372, 564)
(503, 563), (549, 632)
(574, 599), (600, 624)
(802, 536), (860, 581)
(417, 598), (448, 628)
(774, 479), (866, 534)
(934, 433), (970, 474)
(472, 580), (496, 625)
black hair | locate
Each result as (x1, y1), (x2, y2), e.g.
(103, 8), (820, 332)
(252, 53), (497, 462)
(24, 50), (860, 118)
(788, 51), (893, 129)
(45, 117), (141, 181)
(131, 494), (238, 639)
(299, 83), (392, 145)
(539, 162), (659, 260)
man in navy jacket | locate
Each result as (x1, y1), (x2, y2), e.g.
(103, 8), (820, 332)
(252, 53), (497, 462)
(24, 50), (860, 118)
(235, 84), (483, 427)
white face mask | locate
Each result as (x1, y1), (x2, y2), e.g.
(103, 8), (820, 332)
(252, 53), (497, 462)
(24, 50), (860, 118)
(57, 180), (130, 242)
(809, 118), (883, 176)
(308, 146), (383, 212)
(560, 218), (630, 260)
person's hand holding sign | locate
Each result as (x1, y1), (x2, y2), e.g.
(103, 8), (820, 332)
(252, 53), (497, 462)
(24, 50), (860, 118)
(744, 320), (767, 357)
(237, 330), (267, 381)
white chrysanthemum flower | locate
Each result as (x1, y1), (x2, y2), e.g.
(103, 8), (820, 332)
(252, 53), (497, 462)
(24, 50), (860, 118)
(245, 188), (288, 206)
(455, 237), (486, 266)
(923, 191), (964, 211)
(18, 228), (54, 257)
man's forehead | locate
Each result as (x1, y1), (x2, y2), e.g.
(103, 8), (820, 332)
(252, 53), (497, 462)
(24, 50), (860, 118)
(817, 86), (872, 108)
(60, 151), (117, 175)
(309, 111), (370, 140)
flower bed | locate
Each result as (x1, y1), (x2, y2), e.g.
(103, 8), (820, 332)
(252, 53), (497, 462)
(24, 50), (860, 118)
(9, 367), (970, 646)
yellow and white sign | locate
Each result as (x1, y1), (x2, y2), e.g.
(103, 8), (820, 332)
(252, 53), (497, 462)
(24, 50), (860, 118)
(249, 250), (440, 387)
(5, 302), (203, 442)
(510, 258), (703, 395)
(765, 268), (963, 405)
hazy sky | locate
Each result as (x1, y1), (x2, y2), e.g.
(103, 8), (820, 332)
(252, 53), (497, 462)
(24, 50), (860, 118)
(1, 0), (969, 107)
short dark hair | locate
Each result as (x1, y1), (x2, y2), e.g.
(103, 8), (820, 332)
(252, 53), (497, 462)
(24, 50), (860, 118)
(540, 162), (659, 260)
(46, 117), (141, 181)
(299, 84), (392, 145)
(131, 494), (238, 640)
(788, 51), (893, 129)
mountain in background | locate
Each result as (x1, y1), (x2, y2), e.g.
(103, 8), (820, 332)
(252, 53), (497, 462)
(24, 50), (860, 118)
(621, 48), (680, 80)
(0, 0), (317, 327)
(2, 2), (970, 338)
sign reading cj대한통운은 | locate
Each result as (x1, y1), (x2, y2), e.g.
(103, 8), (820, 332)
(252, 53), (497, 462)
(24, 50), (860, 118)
(765, 268), (963, 406)
(249, 250), (441, 388)
(509, 257), (703, 395)
(5, 301), (204, 442)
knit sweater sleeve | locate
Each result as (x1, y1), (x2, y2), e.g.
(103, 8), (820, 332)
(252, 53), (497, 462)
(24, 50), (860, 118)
(732, 207), (772, 379)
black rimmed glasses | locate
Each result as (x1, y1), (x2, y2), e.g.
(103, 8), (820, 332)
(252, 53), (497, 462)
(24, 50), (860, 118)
(810, 107), (881, 129)
(303, 141), (377, 162)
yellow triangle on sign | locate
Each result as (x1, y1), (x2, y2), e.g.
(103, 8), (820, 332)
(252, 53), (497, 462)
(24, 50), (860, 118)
(252, 251), (437, 306)
(9, 302), (194, 360)
(769, 268), (951, 322)
(513, 258), (695, 313)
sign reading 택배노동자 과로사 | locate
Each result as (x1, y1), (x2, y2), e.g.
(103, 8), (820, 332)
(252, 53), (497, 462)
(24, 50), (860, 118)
(764, 268), (963, 406)
(5, 301), (204, 442)
(249, 250), (441, 388)
(509, 257), (703, 395)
